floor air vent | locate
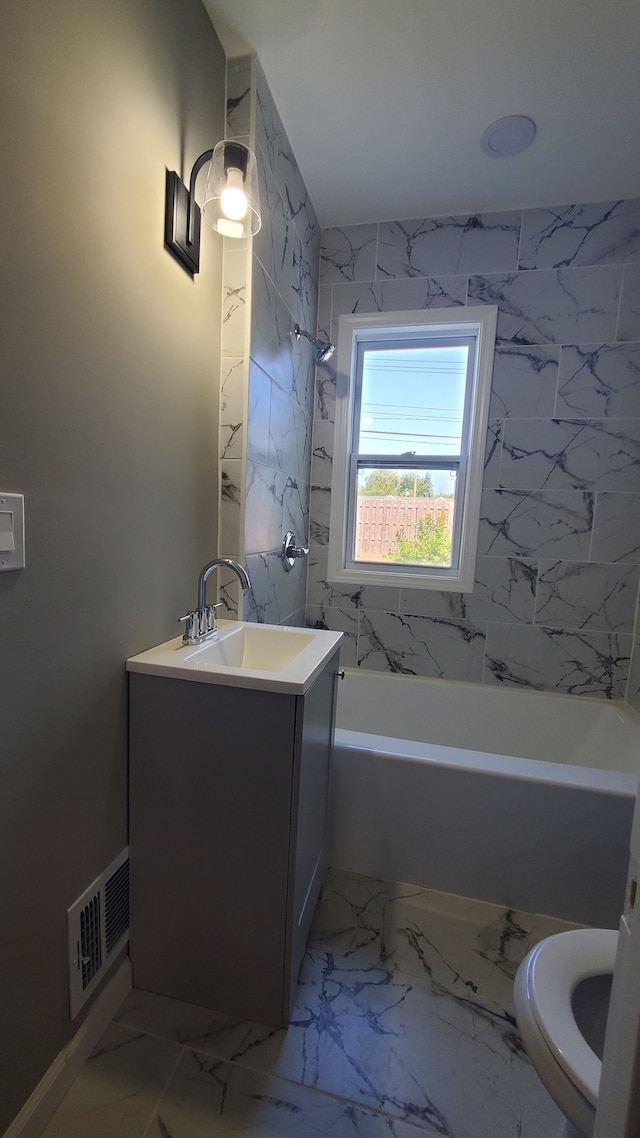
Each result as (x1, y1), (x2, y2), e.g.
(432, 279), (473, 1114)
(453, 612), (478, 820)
(67, 847), (129, 1018)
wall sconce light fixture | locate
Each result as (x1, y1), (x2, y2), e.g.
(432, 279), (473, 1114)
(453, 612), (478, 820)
(165, 140), (261, 275)
(292, 323), (336, 364)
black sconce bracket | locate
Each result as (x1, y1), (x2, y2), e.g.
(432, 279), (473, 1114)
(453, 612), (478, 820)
(164, 149), (214, 276)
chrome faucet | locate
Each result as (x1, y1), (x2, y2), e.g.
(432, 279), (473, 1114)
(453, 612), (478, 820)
(180, 558), (251, 645)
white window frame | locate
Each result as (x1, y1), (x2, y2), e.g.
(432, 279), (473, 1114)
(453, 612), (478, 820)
(327, 307), (497, 592)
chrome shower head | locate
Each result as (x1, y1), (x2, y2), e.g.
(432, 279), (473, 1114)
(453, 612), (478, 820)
(292, 323), (336, 364)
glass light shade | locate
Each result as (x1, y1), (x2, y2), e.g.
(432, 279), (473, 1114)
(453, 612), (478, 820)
(201, 141), (261, 238)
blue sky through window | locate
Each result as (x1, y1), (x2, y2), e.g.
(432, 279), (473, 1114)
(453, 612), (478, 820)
(359, 344), (468, 494)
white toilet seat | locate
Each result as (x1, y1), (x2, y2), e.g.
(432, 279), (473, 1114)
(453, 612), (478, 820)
(526, 928), (618, 1106)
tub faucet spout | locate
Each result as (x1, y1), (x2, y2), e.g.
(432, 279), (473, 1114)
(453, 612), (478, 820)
(179, 558), (251, 645)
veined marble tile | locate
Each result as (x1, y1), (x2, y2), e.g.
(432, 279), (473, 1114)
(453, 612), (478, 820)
(309, 483), (331, 545)
(310, 419), (334, 485)
(357, 610), (486, 682)
(282, 475), (309, 547)
(328, 276), (467, 332)
(253, 158), (291, 303)
(305, 603), (358, 667)
(556, 343), (640, 418)
(489, 344), (559, 419)
(257, 949), (564, 1138)
(151, 1051), (439, 1138)
(317, 283), (331, 345)
(478, 488), (594, 559)
(320, 224), (378, 284)
(381, 883), (581, 1013)
(306, 543), (399, 614)
(222, 247), (249, 357)
(115, 989), (273, 1057)
(247, 361), (271, 467)
(269, 384), (312, 481)
(626, 637), (640, 713)
(499, 417), (640, 492)
(534, 559), (640, 632)
(220, 358), (245, 462)
(483, 419), (503, 487)
(40, 1023), (180, 1138)
(244, 549), (306, 626)
(226, 55), (253, 137)
(618, 263), (640, 341)
(519, 199), (640, 270)
(315, 363), (337, 423)
(468, 266), (621, 344)
(591, 492), (640, 563)
(307, 867), (387, 962)
(485, 622), (631, 698)
(219, 460), (244, 560)
(255, 63), (319, 251)
(398, 556), (537, 625)
(244, 461), (284, 555)
(251, 261), (301, 395)
(377, 212), (520, 279)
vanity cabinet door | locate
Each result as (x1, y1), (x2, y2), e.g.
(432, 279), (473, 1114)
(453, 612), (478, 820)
(286, 648), (340, 1014)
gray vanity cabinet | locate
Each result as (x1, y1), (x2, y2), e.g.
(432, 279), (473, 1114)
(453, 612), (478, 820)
(128, 646), (340, 1028)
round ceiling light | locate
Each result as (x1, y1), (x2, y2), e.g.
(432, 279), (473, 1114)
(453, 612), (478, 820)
(481, 115), (537, 158)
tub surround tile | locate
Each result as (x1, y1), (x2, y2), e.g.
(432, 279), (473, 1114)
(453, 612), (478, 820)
(627, 637), (640, 712)
(398, 556), (537, 625)
(483, 419), (503, 487)
(478, 488), (594, 559)
(519, 199), (640, 270)
(534, 559), (640, 632)
(376, 212), (521, 279)
(269, 383), (312, 479)
(485, 622), (631, 698)
(499, 417), (640, 492)
(243, 550), (306, 627)
(618, 264), (640, 340)
(357, 610), (486, 682)
(329, 276), (467, 331)
(246, 361), (271, 467)
(591, 493), (640, 563)
(226, 55), (253, 138)
(313, 197), (640, 698)
(468, 266), (621, 345)
(489, 344), (559, 419)
(305, 603), (358, 667)
(222, 247), (249, 358)
(306, 543), (399, 614)
(556, 343), (640, 419)
(319, 224), (378, 285)
(220, 358), (245, 462)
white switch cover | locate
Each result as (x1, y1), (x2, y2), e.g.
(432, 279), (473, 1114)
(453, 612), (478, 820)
(0, 493), (25, 571)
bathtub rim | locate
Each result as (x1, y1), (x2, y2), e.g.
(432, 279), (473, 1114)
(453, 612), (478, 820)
(334, 727), (639, 798)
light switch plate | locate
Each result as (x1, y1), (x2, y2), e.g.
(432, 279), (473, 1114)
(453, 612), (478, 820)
(0, 493), (25, 571)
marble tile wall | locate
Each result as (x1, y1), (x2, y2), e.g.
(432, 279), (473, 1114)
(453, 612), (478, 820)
(307, 199), (640, 701)
(219, 55), (321, 626)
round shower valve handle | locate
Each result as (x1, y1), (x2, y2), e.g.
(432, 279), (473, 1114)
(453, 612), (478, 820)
(282, 530), (309, 571)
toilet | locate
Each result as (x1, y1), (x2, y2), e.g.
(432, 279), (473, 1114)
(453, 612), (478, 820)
(514, 927), (618, 1138)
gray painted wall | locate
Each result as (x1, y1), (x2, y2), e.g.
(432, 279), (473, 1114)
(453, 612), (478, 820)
(309, 203), (640, 700)
(0, 0), (225, 1129)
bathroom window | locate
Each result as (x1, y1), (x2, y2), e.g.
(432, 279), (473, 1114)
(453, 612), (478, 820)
(327, 307), (497, 591)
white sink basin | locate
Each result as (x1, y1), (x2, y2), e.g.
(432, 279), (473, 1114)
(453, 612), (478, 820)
(126, 620), (343, 694)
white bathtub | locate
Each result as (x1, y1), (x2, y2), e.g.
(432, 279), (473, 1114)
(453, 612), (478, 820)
(331, 670), (640, 928)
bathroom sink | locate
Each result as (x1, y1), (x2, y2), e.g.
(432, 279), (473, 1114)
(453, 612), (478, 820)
(126, 620), (342, 694)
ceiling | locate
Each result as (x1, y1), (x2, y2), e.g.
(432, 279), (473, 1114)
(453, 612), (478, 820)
(202, 0), (640, 229)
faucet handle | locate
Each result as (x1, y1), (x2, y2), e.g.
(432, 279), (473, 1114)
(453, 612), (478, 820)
(205, 602), (222, 633)
(179, 611), (200, 643)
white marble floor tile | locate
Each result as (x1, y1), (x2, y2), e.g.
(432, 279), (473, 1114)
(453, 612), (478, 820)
(41, 872), (573, 1138)
(148, 1050), (439, 1137)
(307, 868), (387, 962)
(40, 1023), (180, 1138)
(380, 882), (582, 1015)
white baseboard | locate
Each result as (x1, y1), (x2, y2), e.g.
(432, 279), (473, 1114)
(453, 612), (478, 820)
(3, 957), (132, 1138)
